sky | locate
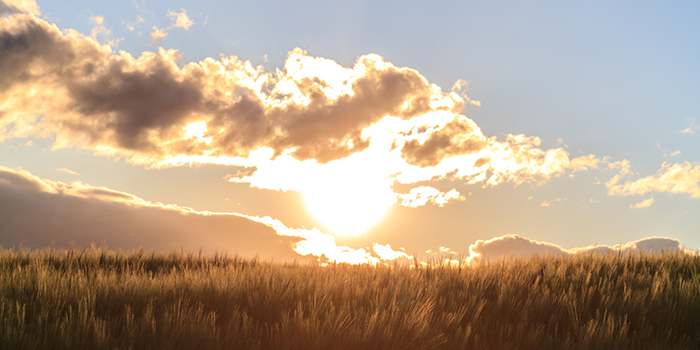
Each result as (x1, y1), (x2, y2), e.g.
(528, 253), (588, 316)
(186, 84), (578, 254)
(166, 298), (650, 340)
(0, 0), (698, 264)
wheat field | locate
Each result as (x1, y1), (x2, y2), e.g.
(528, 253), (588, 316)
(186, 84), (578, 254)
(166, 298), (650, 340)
(1, 249), (699, 349)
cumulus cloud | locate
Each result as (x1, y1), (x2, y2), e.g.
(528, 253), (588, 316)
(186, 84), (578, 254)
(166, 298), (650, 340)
(0, 0), (39, 15)
(467, 234), (694, 264)
(0, 12), (600, 218)
(608, 161), (700, 198)
(398, 186), (463, 208)
(467, 235), (568, 263)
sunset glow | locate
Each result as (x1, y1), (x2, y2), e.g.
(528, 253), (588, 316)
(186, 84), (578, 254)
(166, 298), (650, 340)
(0, 0), (698, 265)
(302, 176), (395, 236)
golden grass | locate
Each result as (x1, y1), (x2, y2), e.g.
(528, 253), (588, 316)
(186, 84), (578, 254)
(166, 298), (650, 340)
(1, 249), (699, 349)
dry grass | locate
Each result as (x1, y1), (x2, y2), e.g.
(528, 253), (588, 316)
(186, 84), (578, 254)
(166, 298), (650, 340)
(1, 249), (699, 349)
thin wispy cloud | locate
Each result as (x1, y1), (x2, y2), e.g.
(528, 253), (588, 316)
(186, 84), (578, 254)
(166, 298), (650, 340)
(398, 186), (464, 208)
(56, 167), (80, 176)
(89, 15), (120, 47)
(540, 198), (565, 208)
(630, 197), (654, 209)
(149, 9), (193, 44)
(680, 119), (697, 135)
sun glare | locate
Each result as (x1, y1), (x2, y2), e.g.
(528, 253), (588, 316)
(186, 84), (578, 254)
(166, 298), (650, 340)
(302, 177), (395, 237)
(184, 121), (208, 140)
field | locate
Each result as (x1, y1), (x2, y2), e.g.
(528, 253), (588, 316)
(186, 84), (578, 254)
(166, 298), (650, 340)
(1, 250), (699, 349)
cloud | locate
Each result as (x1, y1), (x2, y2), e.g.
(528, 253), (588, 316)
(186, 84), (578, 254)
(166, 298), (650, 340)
(0, 165), (301, 259)
(630, 197), (654, 209)
(0, 0), (39, 15)
(56, 167), (80, 176)
(467, 235), (568, 263)
(398, 186), (464, 208)
(1, 166), (695, 266)
(0, 13), (599, 214)
(167, 9), (193, 30)
(680, 119), (697, 135)
(125, 15), (144, 33)
(239, 214), (388, 265)
(539, 197), (565, 208)
(373, 243), (411, 261)
(149, 26), (167, 43)
(0, 165), (411, 265)
(608, 161), (700, 198)
(147, 9), (193, 44)
(89, 16), (119, 47)
(467, 234), (694, 264)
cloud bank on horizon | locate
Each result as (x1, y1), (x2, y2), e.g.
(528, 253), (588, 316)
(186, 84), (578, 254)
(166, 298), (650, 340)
(0, 165), (419, 264)
(0, 165), (693, 265)
(466, 234), (695, 265)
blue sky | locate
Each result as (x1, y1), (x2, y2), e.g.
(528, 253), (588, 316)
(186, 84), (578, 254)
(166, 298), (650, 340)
(1, 0), (698, 258)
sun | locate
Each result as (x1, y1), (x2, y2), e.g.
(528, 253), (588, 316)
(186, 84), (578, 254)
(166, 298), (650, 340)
(302, 178), (396, 236)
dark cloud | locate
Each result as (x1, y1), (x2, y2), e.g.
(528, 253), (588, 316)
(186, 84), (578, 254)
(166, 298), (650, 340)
(0, 166), (302, 260)
(0, 11), (600, 199)
(401, 116), (486, 166)
(0, 14), (448, 163)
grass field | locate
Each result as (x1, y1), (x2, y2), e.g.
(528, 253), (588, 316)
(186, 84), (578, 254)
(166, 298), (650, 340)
(1, 250), (699, 349)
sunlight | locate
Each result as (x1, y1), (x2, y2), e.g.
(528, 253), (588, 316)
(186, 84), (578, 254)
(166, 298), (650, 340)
(302, 172), (396, 237)
(184, 121), (208, 140)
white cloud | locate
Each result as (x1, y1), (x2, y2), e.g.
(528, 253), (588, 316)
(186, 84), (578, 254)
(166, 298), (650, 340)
(398, 186), (464, 208)
(146, 9), (193, 44)
(680, 119), (697, 135)
(629, 197), (654, 209)
(149, 26), (167, 43)
(89, 15), (120, 47)
(608, 161), (700, 198)
(467, 235), (568, 264)
(125, 15), (144, 32)
(373, 243), (411, 261)
(56, 168), (80, 176)
(539, 198), (565, 208)
(467, 234), (694, 264)
(167, 9), (193, 30)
